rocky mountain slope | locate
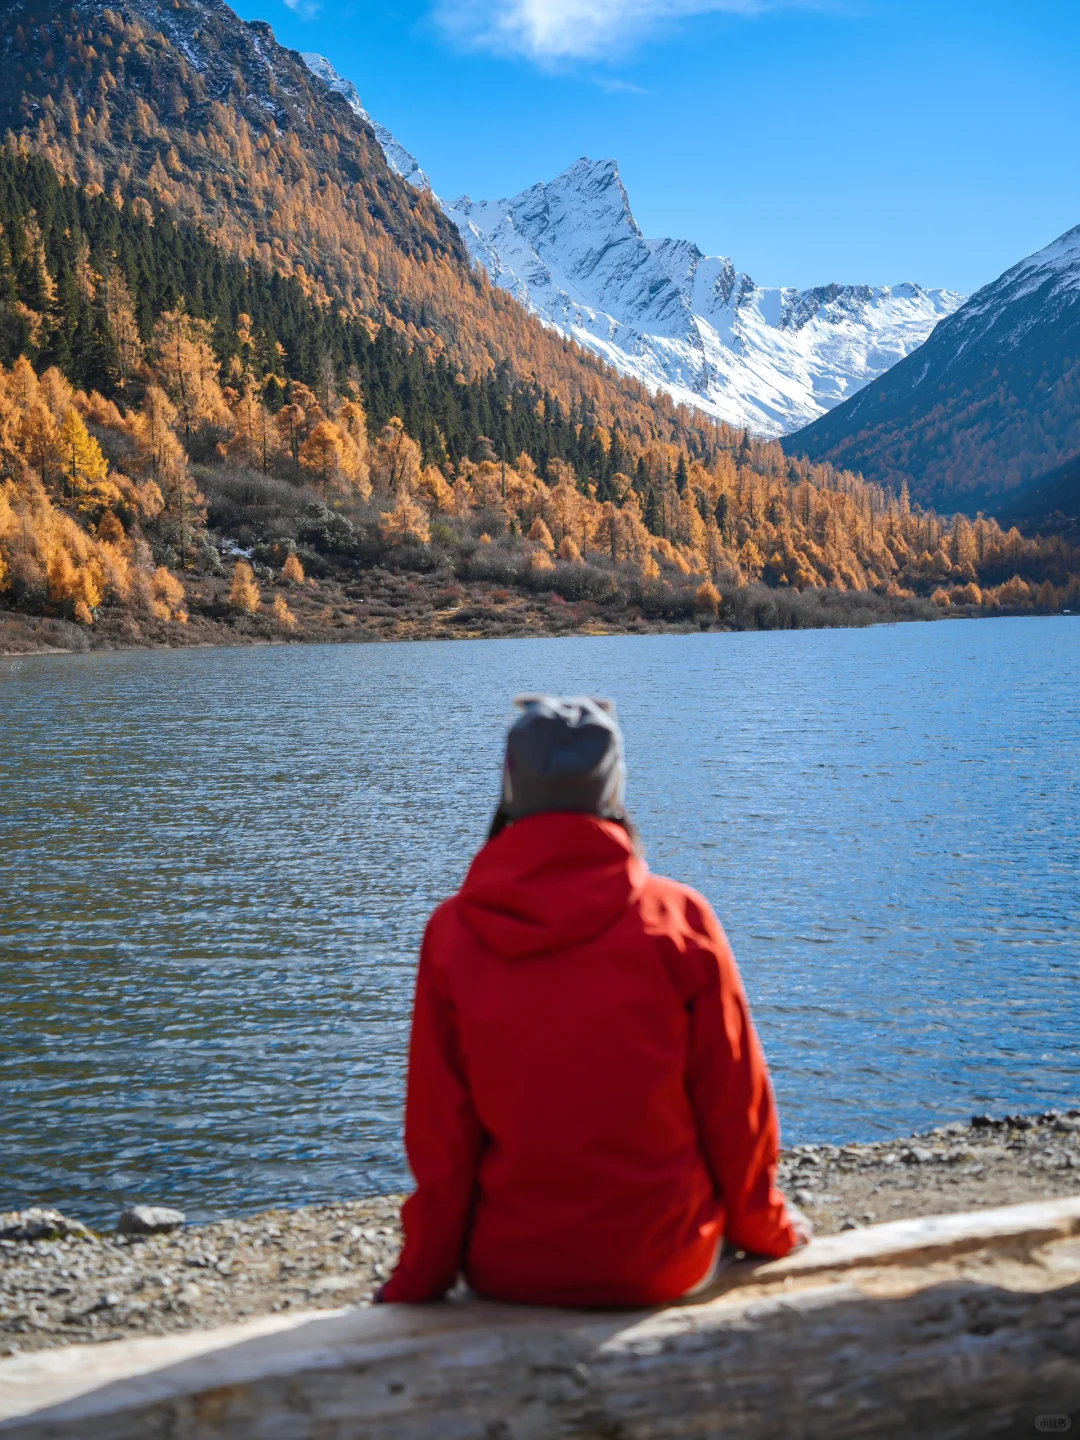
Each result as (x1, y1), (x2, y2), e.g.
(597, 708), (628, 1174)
(786, 225), (1080, 510)
(301, 53), (430, 193)
(299, 58), (962, 439)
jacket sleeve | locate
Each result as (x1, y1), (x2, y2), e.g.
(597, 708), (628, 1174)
(380, 918), (484, 1302)
(681, 895), (797, 1258)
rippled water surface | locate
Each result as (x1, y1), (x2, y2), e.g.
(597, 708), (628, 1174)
(2, 620), (1078, 1223)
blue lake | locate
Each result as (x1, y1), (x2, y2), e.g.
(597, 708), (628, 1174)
(1, 618), (1078, 1224)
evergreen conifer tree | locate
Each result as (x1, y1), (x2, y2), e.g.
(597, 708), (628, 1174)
(643, 486), (661, 535)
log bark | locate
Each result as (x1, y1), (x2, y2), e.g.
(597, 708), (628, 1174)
(2, 1199), (1079, 1440)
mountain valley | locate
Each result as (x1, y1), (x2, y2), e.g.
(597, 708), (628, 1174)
(0, 0), (1075, 655)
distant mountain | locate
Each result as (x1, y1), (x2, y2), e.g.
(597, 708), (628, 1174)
(0, 2), (713, 450)
(785, 225), (1080, 511)
(444, 160), (962, 437)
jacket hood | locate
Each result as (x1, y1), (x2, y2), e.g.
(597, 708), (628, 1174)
(456, 812), (647, 960)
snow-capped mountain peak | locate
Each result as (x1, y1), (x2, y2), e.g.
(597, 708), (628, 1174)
(443, 159), (964, 434)
(448, 158), (699, 344)
(976, 222), (1080, 319)
(302, 54), (963, 436)
(301, 54), (430, 192)
(1016, 222), (1080, 282)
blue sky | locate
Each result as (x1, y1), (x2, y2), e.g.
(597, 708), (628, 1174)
(234, 0), (1080, 295)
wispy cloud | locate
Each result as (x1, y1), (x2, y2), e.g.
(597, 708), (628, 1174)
(595, 75), (649, 93)
(284, 0), (322, 17)
(435, 0), (804, 63)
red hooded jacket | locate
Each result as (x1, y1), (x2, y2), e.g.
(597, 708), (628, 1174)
(381, 812), (797, 1307)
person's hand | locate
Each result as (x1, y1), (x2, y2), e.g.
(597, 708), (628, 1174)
(786, 1203), (814, 1250)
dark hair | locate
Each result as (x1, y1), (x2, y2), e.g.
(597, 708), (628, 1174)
(487, 804), (643, 856)
(487, 804), (511, 843)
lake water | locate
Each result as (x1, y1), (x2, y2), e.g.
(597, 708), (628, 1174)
(2, 619), (1078, 1225)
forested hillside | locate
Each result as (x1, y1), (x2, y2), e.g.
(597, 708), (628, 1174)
(997, 454), (1080, 543)
(0, 0), (1077, 650)
(0, 152), (658, 483)
(0, 0), (715, 450)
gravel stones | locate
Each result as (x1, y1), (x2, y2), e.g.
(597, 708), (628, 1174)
(117, 1206), (186, 1236)
(776, 1109), (1080, 1249)
(1, 1197), (404, 1357)
(0, 1209), (94, 1243)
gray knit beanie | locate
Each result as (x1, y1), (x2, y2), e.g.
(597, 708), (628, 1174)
(501, 694), (626, 821)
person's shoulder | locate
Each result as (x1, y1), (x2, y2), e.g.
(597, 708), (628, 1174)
(640, 873), (718, 927)
(415, 897), (474, 994)
(639, 874), (732, 955)
(423, 894), (466, 950)
(633, 876), (733, 999)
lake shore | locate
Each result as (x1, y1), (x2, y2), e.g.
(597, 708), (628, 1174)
(0, 574), (955, 656)
(3, 1108), (1077, 1357)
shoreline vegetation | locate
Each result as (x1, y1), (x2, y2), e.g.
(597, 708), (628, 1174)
(1, 581), (954, 657)
(3, 1109), (1077, 1356)
(2, 346), (1076, 656)
(1, 584), (1075, 658)
(1, 575), (1072, 658)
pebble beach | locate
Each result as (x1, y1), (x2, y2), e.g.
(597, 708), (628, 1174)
(3, 1109), (1078, 1357)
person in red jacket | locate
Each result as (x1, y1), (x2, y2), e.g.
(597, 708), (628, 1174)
(380, 694), (809, 1308)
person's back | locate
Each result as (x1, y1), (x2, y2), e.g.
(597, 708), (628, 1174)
(380, 697), (804, 1307)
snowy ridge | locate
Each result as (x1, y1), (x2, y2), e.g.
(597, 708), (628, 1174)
(837, 219), (1080, 400)
(1012, 223), (1080, 289)
(793, 215), (1080, 436)
(301, 58), (962, 437)
(955, 223), (1080, 332)
(301, 54), (430, 191)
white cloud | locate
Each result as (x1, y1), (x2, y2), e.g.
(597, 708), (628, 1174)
(435, 0), (790, 62)
(284, 0), (322, 16)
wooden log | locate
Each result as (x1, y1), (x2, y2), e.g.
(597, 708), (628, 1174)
(2, 1199), (1079, 1440)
